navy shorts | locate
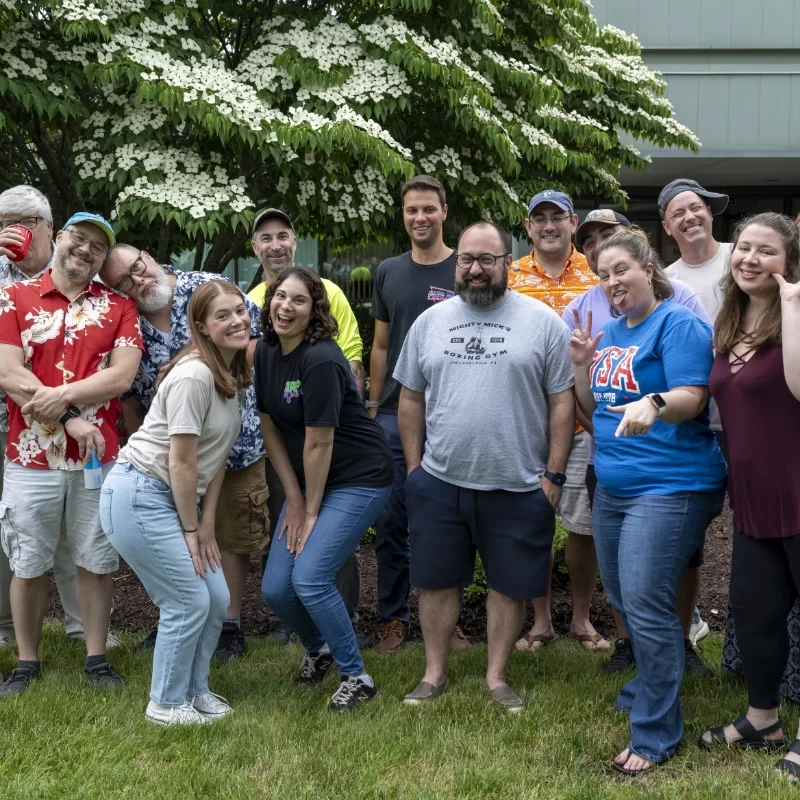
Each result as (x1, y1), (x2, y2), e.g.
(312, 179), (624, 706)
(406, 467), (556, 600)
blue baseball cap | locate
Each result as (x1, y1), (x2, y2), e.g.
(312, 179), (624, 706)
(527, 189), (575, 217)
(62, 212), (116, 247)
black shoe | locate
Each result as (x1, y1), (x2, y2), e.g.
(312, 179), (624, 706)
(328, 675), (378, 712)
(354, 628), (373, 650)
(85, 661), (125, 689)
(296, 651), (335, 685)
(0, 666), (40, 698)
(215, 622), (247, 665)
(135, 627), (158, 653)
(267, 620), (291, 646)
(684, 639), (713, 677)
(602, 638), (635, 674)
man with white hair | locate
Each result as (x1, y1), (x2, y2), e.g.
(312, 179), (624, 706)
(0, 186), (99, 655)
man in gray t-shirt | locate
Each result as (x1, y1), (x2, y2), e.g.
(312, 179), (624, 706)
(394, 221), (575, 711)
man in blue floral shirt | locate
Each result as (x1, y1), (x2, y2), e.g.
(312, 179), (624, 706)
(101, 246), (267, 663)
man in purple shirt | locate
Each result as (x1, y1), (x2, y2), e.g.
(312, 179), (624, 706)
(564, 209), (712, 676)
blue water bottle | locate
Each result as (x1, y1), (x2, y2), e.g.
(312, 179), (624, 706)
(84, 447), (103, 490)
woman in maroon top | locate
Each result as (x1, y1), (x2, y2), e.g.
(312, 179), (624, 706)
(698, 212), (800, 780)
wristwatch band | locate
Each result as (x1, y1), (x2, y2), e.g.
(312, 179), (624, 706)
(543, 469), (567, 486)
(59, 406), (81, 425)
(365, 400), (380, 409)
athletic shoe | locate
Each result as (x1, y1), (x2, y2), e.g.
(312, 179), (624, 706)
(295, 651), (335, 684)
(376, 620), (408, 654)
(135, 627), (159, 652)
(684, 639), (713, 677)
(602, 638), (636, 674)
(267, 620), (291, 645)
(189, 690), (233, 718)
(328, 675), (378, 712)
(68, 631), (123, 650)
(214, 622), (247, 665)
(690, 616), (710, 646)
(0, 634), (15, 649)
(354, 628), (373, 650)
(84, 661), (125, 689)
(0, 666), (41, 698)
(145, 701), (212, 727)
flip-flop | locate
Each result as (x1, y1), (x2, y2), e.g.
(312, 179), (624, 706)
(573, 632), (611, 651)
(515, 632), (559, 652)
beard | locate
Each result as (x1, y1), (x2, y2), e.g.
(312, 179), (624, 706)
(56, 249), (95, 285)
(258, 250), (295, 278)
(135, 268), (173, 312)
(455, 267), (508, 307)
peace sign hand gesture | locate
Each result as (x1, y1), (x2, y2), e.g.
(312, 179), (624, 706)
(569, 309), (605, 368)
(773, 274), (800, 304)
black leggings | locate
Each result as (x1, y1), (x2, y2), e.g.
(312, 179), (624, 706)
(730, 528), (800, 709)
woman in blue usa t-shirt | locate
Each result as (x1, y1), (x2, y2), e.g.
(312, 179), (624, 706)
(569, 231), (726, 776)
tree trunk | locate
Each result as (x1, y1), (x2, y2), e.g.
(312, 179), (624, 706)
(203, 226), (249, 274)
(156, 220), (172, 264)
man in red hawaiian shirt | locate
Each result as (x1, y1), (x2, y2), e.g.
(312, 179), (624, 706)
(0, 212), (143, 697)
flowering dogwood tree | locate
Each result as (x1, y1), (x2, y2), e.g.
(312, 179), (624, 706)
(0, 0), (698, 271)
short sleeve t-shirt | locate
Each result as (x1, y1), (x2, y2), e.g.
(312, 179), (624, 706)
(393, 292), (573, 492)
(590, 302), (726, 497)
(371, 250), (456, 414)
(120, 358), (241, 501)
(254, 338), (393, 490)
(664, 242), (731, 322)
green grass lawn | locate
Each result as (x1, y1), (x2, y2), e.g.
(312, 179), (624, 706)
(1, 624), (798, 799)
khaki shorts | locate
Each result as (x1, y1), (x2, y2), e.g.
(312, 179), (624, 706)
(216, 458), (270, 554)
(0, 460), (118, 579)
(559, 431), (593, 536)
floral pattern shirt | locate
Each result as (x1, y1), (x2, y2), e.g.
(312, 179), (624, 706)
(0, 269), (143, 469)
(0, 253), (52, 433)
(124, 267), (265, 471)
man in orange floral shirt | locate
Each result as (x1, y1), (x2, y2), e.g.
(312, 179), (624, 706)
(0, 212), (143, 698)
(509, 190), (609, 654)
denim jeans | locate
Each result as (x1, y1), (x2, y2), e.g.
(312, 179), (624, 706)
(100, 463), (230, 706)
(593, 484), (725, 763)
(262, 485), (390, 677)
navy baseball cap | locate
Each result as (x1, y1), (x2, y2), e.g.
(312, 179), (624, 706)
(63, 211), (116, 246)
(658, 179), (728, 219)
(575, 209), (631, 250)
(527, 189), (574, 217)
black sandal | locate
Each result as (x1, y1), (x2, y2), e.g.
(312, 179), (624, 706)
(698, 715), (787, 751)
(776, 740), (800, 782)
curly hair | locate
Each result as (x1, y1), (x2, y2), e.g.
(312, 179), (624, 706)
(262, 267), (339, 346)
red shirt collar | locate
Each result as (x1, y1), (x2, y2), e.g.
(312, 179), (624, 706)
(39, 268), (104, 299)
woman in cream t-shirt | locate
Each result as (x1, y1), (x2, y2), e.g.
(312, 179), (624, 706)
(100, 280), (252, 727)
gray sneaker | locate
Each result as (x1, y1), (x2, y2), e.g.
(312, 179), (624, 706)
(490, 684), (524, 713)
(403, 678), (448, 705)
(0, 666), (40, 698)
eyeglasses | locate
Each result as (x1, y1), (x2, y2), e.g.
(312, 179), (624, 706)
(0, 216), (43, 231)
(455, 252), (510, 269)
(66, 228), (108, 258)
(114, 251), (147, 293)
(529, 213), (570, 226)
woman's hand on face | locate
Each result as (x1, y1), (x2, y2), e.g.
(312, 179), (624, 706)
(294, 513), (319, 561)
(569, 309), (604, 368)
(608, 397), (659, 438)
(774, 274), (800, 304)
(281, 496), (305, 552)
(197, 516), (221, 575)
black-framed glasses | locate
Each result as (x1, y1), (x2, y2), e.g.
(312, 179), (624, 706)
(455, 252), (510, 270)
(114, 251), (147, 293)
(0, 216), (43, 231)
(66, 228), (108, 259)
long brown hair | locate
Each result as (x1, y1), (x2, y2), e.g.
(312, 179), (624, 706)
(156, 280), (252, 398)
(262, 267), (338, 346)
(714, 213), (800, 353)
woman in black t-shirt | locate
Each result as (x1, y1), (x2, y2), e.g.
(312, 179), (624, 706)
(255, 267), (392, 712)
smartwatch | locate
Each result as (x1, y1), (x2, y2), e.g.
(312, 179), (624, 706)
(646, 393), (667, 417)
(543, 469), (567, 486)
(59, 406), (81, 426)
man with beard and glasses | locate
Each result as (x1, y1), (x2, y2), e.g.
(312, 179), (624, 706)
(100, 243), (266, 665)
(509, 190), (609, 657)
(0, 212), (143, 697)
(395, 221), (574, 710)
(246, 208), (368, 648)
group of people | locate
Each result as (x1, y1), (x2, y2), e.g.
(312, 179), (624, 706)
(0, 176), (799, 782)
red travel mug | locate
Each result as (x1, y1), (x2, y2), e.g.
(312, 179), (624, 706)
(6, 225), (32, 262)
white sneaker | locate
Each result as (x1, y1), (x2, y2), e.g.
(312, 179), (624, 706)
(0, 634), (14, 649)
(189, 691), (233, 718)
(690, 617), (710, 646)
(145, 701), (212, 726)
(67, 631), (122, 649)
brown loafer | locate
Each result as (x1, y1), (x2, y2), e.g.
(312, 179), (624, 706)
(376, 620), (409, 654)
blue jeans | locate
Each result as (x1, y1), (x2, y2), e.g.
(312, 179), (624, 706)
(262, 485), (390, 677)
(593, 484), (725, 763)
(100, 463), (230, 706)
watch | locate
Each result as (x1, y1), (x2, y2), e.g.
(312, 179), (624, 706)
(543, 469), (567, 486)
(365, 401), (381, 409)
(59, 406), (81, 425)
(646, 393), (667, 417)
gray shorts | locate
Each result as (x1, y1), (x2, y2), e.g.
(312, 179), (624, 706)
(0, 460), (118, 579)
(559, 431), (593, 536)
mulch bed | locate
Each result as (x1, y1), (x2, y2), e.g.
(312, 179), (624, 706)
(47, 506), (734, 643)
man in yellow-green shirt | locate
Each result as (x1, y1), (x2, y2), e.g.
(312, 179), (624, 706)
(247, 208), (368, 647)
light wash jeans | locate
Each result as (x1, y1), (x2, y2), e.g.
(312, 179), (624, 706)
(593, 484), (725, 763)
(100, 463), (229, 706)
(262, 485), (390, 677)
